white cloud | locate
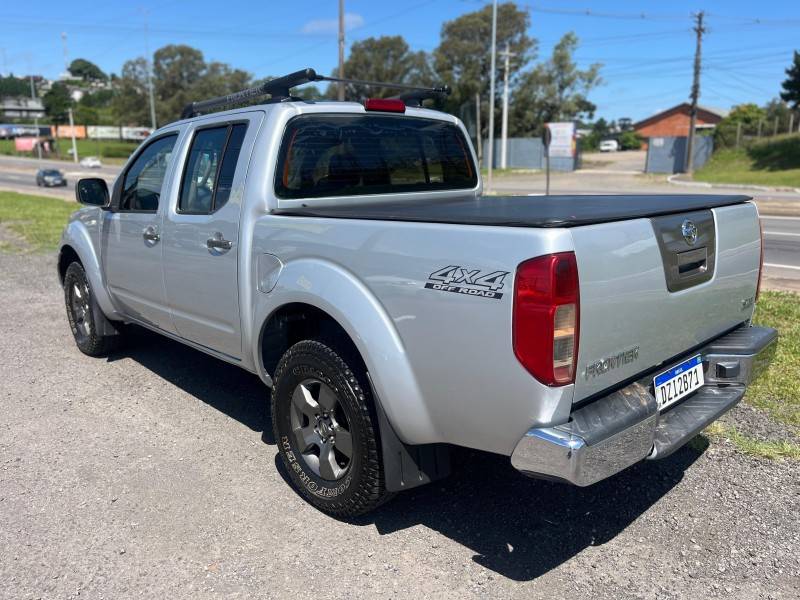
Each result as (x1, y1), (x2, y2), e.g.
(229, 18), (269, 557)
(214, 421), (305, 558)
(301, 12), (364, 34)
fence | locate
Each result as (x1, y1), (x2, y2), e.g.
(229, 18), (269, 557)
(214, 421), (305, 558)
(714, 114), (800, 150)
(644, 136), (713, 174)
(481, 138), (577, 171)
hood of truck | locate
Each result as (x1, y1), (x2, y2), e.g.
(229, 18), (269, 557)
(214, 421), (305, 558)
(570, 201), (761, 403)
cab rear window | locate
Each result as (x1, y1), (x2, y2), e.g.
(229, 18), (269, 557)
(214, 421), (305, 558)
(275, 114), (477, 199)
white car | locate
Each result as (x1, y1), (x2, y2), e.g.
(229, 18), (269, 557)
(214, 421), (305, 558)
(599, 139), (619, 152)
(80, 156), (103, 168)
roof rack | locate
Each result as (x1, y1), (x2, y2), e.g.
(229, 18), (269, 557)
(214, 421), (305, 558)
(393, 87), (451, 107)
(180, 68), (320, 119)
(180, 68), (451, 119)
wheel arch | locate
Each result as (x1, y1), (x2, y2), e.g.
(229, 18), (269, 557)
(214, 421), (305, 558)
(252, 258), (439, 445)
(58, 218), (120, 320)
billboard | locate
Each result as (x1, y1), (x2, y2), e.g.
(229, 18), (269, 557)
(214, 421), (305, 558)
(14, 137), (39, 151)
(56, 125), (87, 139)
(545, 122), (576, 158)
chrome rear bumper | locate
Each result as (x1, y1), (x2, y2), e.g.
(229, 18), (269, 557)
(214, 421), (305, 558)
(510, 324), (778, 486)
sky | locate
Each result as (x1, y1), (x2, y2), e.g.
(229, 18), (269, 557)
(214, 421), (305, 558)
(1, 0), (798, 122)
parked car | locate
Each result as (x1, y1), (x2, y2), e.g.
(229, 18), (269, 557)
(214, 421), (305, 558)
(80, 156), (102, 168)
(58, 69), (776, 517)
(35, 169), (67, 187)
(599, 139), (619, 152)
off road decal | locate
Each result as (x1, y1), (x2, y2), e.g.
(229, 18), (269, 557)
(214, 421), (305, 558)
(425, 265), (509, 300)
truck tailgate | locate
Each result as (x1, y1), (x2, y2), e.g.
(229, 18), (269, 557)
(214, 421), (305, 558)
(570, 201), (761, 403)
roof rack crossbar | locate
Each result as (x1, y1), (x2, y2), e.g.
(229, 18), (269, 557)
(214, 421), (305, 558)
(180, 68), (320, 119)
(180, 68), (452, 119)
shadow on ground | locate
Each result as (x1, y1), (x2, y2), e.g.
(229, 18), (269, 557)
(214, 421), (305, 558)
(112, 325), (704, 582)
(108, 326), (273, 441)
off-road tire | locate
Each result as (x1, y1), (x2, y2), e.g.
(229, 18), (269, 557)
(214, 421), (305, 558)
(63, 262), (118, 357)
(271, 339), (393, 517)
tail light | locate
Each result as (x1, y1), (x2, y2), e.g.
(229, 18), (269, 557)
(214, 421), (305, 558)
(756, 217), (764, 301)
(513, 252), (580, 386)
(364, 98), (406, 113)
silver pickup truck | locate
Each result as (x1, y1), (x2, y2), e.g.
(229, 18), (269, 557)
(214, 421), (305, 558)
(59, 70), (777, 517)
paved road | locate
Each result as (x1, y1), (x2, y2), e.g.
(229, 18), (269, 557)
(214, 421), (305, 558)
(761, 216), (800, 291)
(1, 252), (798, 599)
(0, 155), (117, 198)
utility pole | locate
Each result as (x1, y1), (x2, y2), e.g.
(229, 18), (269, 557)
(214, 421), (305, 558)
(61, 32), (79, 163)
(143, 10), (157, 130)
(337, 0), (345, 101)
(475, 93), (482, 166)
(29, 74), (42, 160)
(500, 43), (516, 170)
(684, 11), (705, 174)
(486, 0), (498, 192)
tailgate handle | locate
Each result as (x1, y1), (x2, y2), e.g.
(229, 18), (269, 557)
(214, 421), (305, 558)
(677, 247), (707, 276)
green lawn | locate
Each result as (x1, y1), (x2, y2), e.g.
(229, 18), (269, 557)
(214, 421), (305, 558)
(0, 138), (138, 162)
(0, 191), (77, 252)
(694, 134), (800, 188)
(749, 291), (800, 428)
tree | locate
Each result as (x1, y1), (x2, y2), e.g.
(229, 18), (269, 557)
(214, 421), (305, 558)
(111, 58), (151, 126)
(713, 103), (767, 148)
(510, 32), (601, 136)
(153, 45), (206, 122)
(325, 36), (434, 99)
(42, 82), (72, 124)
(434, 2), (536, 116)
(0, 74), (30, 97)
(726, 103), (767, 125)
(69, 58), (106, 82)
(780, 50), (800, 109)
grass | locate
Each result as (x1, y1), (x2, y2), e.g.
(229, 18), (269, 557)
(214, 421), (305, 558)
(0, 138), (138, 162)
(749, 291), (800, 428)
(702, 422), (800, 460)
(694, 134), (800, 188)
(0, 191), (77, 252)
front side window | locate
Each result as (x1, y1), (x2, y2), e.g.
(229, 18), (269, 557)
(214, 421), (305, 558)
(120, 134), (178, 211)
(178, 123), (247, 214)
(275, 114), (477, 199)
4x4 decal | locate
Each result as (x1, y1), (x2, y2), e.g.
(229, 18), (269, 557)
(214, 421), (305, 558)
(424, 265), (510, 300)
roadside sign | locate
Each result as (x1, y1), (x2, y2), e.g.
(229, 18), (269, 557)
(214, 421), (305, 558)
(545, 122), (575, 158)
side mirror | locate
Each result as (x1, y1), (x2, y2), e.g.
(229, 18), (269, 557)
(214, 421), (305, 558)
(75, 178), (110, 208)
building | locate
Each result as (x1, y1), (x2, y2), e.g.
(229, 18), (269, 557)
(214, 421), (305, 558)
(0, 97), (45, 120)
(634, 103), (727, 149)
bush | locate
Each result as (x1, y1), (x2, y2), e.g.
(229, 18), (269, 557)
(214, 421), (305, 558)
(619, 130), (642, 150)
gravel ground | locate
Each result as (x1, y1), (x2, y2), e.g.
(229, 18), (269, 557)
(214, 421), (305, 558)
(1, 252), (798, 600)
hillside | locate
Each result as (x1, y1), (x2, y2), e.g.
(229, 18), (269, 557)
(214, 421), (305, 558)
(694, 133), (800, 188)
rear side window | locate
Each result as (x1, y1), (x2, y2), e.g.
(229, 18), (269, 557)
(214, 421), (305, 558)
(178, 123), (247, 214)
(275, 114), (476, 199)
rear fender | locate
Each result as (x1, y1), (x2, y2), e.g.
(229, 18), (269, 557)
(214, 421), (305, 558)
(251, 257), (438, 445)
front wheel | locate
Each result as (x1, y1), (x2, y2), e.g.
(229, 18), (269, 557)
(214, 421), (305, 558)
(271, 340), (392, 517)
(63, 262), (118, 357)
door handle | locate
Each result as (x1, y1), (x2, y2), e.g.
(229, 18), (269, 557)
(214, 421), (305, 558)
(207, 234), (232, 251)
(143, 227), (160, 243)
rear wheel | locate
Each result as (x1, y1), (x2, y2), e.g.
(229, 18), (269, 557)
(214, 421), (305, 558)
(271, 339), (392, 517)
(63, 262), (118, 357)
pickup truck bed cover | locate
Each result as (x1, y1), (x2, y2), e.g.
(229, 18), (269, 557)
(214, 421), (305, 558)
(274, 194), (751, 228)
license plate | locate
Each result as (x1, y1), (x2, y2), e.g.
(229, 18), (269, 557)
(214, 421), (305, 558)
(653, 355), (704, 411)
